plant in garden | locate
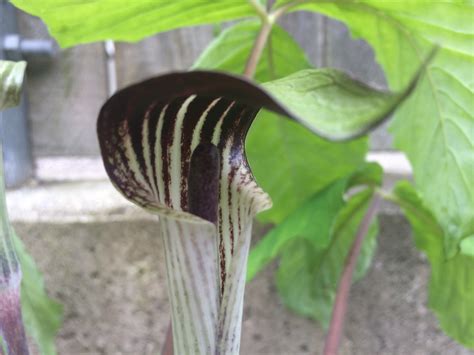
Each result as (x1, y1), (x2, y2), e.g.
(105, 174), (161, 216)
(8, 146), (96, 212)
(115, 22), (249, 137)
(0, 62), (63, 355)
(8, 0), (474, 353)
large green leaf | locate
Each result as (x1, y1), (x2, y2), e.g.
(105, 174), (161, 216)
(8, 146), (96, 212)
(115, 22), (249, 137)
(12, 231), (63, 355)
(10, 0), (257, 48)
(278, 0), (474, 257)
(393, 181), (474, 348)
(194, 20), (368, 223)
(0, 61), (26, 110)
(275, 188), (378, 327)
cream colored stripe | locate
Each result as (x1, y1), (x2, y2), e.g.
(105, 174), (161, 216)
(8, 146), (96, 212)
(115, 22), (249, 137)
(162, 217), (219, 354)
(122, 123), (149, 190)
(141, 112), (158, 199)
(170, 95), (196, 209)
(191, 97), (221, 151)
(212, 102), (235, 146)
(154, 104), (168, 204)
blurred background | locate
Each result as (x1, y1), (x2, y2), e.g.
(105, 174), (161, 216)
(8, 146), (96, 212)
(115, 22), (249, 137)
(2, 0), (471, 354)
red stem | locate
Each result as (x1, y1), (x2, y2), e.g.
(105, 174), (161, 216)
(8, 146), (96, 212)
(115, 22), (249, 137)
(323, 196), (381, 355)
(161, 321), (173, 355)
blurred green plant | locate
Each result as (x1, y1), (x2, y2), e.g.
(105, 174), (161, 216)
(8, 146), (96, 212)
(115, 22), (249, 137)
(10, 0), (474, 351)
(0, 60), (63, 355)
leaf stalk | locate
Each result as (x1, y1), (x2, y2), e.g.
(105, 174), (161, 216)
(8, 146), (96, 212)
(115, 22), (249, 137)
(243, 21), (273, 78)
(323, 195), (381, 355)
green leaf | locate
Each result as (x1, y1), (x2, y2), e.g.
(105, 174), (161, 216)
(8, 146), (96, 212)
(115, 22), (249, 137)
(261, 61), (430, 140)
(247, 178), (348, 281)
(280, 0), (474, 257)
(194, 20), (368, 223)
(247, 160), (384, 278)
(0, 61), (26, 111)
(393, 181), (474, 348)
(248, 163), (382, 325)
(460, 236), (474, 257)
(10, 0), (257, 48)
(247, 115), (367, 223)
(275, 188), (378, 327)
(12, 231), (63, 355)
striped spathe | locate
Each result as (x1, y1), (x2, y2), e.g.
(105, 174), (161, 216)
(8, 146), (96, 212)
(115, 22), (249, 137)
(97, 71), (273, 354)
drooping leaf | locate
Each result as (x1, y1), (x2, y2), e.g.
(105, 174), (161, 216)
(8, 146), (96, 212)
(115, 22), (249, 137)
(393, 181), (474, 348)
(276, 188), (378, 327)
(12, 232), (63, 355)
(261, 57), (432, 141)
(206, 51), (428, 144)
(0, 61), (26, 111)
(279, 0), (474, 258)
(10, 0), (257, 48)
(0, 60), (28, 355)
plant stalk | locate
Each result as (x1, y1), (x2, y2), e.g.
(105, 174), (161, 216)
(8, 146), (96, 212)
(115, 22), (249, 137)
(323, 195), (381, 355)
(243, 21), (273, 78)
(244, 0), (303, 78)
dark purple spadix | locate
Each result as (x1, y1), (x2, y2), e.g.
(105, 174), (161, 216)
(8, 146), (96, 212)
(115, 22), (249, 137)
(187, 143), (220, 225)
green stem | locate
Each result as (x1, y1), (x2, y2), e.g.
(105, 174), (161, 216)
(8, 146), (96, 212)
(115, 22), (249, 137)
(244, 0), (305, 78)
(243, 20), (273, 78)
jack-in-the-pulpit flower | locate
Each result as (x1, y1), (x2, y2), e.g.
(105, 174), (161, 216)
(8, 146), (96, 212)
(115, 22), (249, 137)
(97, 65), (428, 354)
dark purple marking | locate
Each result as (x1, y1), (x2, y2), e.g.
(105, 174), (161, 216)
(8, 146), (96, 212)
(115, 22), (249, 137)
(187, 143), (220, 225)
(180, 97), (216, 211)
